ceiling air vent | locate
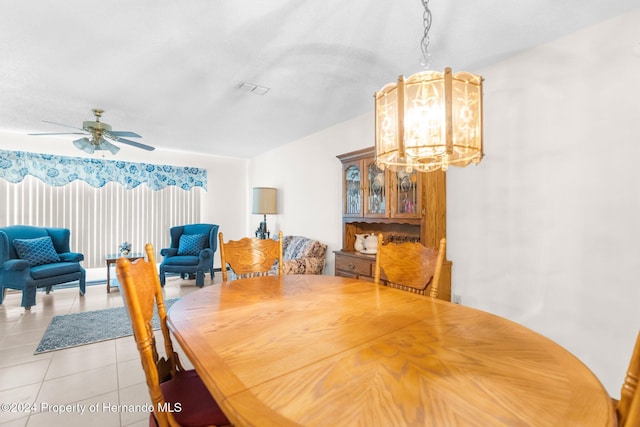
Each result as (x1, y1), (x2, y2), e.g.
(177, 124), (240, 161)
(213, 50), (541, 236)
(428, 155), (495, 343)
(236, 81), (270, 95)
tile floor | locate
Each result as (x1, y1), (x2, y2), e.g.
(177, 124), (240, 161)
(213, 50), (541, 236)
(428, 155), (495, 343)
(0, 275), (218, 427)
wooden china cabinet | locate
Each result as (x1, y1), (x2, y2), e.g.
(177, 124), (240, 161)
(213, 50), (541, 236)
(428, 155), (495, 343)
(334, 147), (452, 301)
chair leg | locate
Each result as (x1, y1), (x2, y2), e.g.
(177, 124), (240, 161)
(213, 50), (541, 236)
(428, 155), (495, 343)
(159, 266), (166, 287)
(22, 286), (37, 310)
(195, 271), (204, 287)
(79, 272), (86, 296)
(0, 286), (5, 304)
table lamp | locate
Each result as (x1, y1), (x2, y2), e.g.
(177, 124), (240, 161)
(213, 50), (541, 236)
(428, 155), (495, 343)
(252, 187), (277, 239)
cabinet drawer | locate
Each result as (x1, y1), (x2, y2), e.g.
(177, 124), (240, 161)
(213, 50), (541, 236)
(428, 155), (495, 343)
(335, 270), (358, 279)
(335, 256), (372, 277)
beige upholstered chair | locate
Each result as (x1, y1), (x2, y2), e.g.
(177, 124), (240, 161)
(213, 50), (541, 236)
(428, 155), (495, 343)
(219, 231), (283, 281)
(116, 243), (229, 427)
(270, 235), (327, 275)
(374, 234), (446, 299)
(616, 330), (640, 426)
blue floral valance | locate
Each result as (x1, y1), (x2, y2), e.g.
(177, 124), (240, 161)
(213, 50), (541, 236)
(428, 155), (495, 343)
(0, 149), (206, 191)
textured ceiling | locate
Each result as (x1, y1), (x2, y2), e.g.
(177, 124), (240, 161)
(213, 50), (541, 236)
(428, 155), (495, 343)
(1, 1), (638, 158)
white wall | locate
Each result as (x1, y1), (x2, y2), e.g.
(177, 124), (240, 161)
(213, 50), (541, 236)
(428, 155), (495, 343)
(250, 9), (640, 396)
(0, 132), (248, 272)
(448, 9), (640, 396)
(248, 113), (373, 274)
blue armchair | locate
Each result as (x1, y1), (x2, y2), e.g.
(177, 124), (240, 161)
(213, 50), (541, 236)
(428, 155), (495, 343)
(159, 224), (219, 287)
(0, 225), (86, 310)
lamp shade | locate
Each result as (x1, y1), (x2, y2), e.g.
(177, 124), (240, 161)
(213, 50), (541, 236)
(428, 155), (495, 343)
(252, 187), (277, 214)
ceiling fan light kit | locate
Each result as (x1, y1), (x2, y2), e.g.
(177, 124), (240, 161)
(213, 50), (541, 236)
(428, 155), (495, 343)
(73, 137), (120, 154)
(30, 108), (155, 154)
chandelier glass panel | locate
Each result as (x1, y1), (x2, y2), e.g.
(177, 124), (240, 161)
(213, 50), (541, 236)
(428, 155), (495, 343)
(374, 1), (484, 173)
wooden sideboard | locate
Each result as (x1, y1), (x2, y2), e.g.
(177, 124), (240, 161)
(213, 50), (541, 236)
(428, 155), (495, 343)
(334, 147), (451, 301)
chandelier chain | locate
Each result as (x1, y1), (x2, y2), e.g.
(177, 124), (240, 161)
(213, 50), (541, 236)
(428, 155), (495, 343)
(374, 0), (484, 173)
(420, 0), (432, 68)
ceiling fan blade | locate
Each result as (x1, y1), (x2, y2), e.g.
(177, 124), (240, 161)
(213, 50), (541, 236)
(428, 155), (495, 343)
(42, 120), (86, 132)
(29, 132), (86, 136)
(111, 136), (155, 151)
(108, 130), (142, 138)
(35, 111), (152, 153)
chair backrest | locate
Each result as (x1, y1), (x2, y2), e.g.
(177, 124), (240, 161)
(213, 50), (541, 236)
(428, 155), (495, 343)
(0, 225), (71, 260)
(219, 231), (283, 281)
(374, 234), (446, 299)
(115, 243), (183, 426)
(618, 331), (640, 426)
(169, 223), (219, 254)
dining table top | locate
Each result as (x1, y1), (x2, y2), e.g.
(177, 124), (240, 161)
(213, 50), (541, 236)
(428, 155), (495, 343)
(166, 274), (615, 427)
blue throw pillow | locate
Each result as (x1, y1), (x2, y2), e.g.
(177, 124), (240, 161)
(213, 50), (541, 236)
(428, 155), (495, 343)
(13, 236), (61, 266)
(177, 234), (207, 256)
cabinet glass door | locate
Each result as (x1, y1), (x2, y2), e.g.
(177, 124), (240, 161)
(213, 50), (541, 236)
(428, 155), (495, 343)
(343, 163), (362, 216)
(392, 169), (420, 217)
(365, 159), (387, 217)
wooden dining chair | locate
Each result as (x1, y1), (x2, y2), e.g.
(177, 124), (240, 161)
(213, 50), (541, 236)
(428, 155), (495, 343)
(616, 330), (640, 426)
(373, 234), (446, 298)
(116, 243), (229, 427)
(219, 231), (283, 281)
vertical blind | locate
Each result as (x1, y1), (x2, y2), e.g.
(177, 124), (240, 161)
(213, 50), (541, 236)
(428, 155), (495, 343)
(0, 176), (201, 268)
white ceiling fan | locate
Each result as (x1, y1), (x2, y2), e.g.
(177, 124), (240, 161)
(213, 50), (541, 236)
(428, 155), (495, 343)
(29, 108), (155, 154)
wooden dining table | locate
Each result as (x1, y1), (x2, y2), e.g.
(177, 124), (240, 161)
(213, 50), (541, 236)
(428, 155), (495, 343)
(167, 275), (615, 426)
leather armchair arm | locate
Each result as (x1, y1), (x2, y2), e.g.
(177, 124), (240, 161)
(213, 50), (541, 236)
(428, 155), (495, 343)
(161, 248), (178, 257)
(59, 252), (84, 262)
(2, 258), (30, 271)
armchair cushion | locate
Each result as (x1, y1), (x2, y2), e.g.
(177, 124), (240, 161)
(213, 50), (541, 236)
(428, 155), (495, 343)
(30, 262), (83, 280)
(177, 234), (207, 256)
(163, 255), (200, 266)
(13, 237), (60, 266)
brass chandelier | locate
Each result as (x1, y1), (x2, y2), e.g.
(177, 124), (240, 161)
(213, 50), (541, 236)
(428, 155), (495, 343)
(375, 0), (484, 173)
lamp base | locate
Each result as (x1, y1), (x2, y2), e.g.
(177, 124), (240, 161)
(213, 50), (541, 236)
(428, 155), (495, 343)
(255, 215), (270, 239)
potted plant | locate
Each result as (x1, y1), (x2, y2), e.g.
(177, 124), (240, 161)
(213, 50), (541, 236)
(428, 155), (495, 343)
(119, 241), (132, 255)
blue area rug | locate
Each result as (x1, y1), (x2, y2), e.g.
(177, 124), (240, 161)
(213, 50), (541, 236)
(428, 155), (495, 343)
(34, 298), (179, 354)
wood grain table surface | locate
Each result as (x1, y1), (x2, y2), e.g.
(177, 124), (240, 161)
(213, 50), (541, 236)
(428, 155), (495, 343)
(167, 275), (615, 426)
